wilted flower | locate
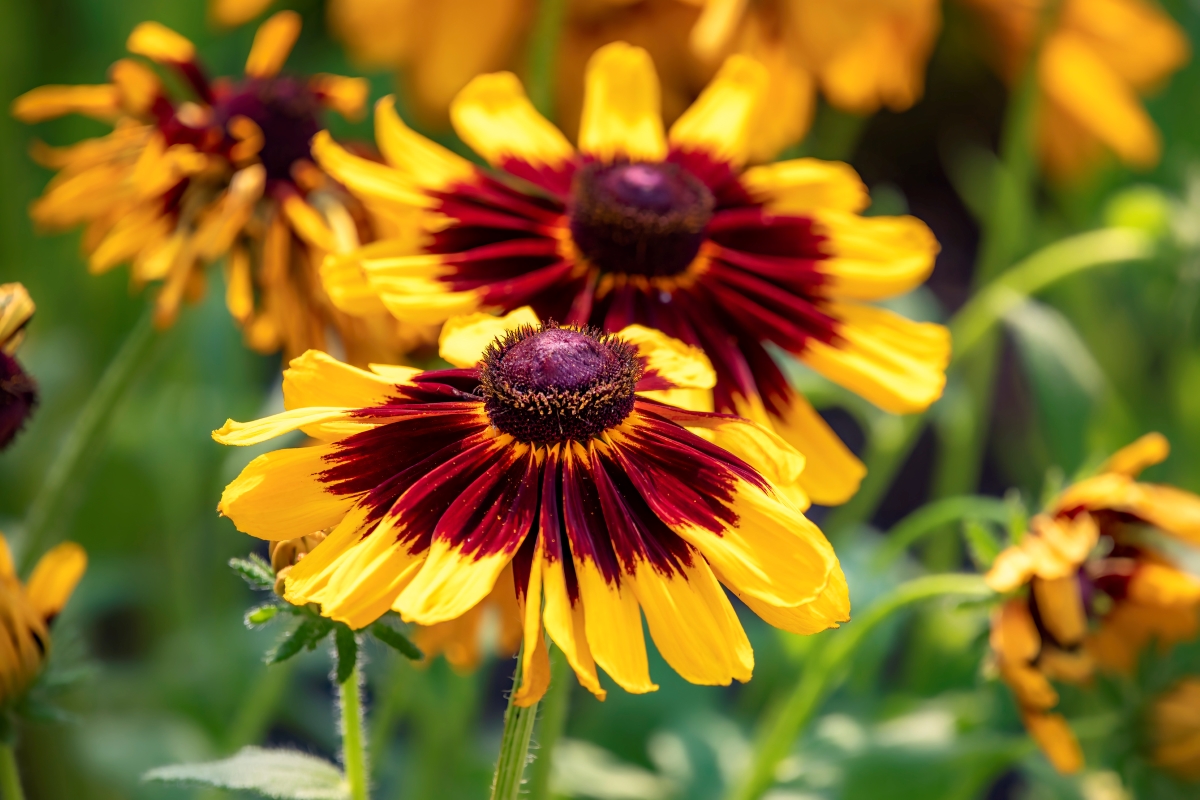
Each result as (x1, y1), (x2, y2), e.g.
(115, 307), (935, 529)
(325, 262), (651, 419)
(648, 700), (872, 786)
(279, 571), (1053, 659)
(0, 284), (38, 450)
(11, 12), (420, 362)
(214, 308), (847, 703)
(987, 433), (1200, 773)
(961, 0), (1190, 178)
(0, 535), (87, 705)
(311, 43), (947, 507)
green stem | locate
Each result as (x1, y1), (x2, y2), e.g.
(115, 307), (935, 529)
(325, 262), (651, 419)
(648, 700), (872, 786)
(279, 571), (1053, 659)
(339, 660), (369, 800)
(18, 302), (158, 570)
(870, 495), (1013, 569)
(0, 745), (24, 800)
(526, 0), (568, 119)
(491, 658), (540, 800)
(726, 575), (993, 800)
(528, 646), (571, 800)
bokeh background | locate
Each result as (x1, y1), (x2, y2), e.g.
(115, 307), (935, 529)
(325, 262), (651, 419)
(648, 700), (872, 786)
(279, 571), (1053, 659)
(4, 1), (1200, 798)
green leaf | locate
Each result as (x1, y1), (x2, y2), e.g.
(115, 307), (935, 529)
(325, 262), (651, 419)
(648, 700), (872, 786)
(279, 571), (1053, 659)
(962, 519), (1003, 570)
(269, 617), (333, 664)
(245, 604), (281, 628)
(334, 625), (358, 685)
(144, 746), (349, 799)
(369, 621), (423, 661)
(230, 554), (276, 591)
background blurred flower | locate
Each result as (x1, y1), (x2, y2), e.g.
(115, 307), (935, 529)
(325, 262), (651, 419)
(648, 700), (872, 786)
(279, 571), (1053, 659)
(313, 44), (947, 506)
(0, 284), (38, 450)
(1151, 677), (1200, 782)
(0, 535), (86, 705)
(213, 308), (847, 703)
(961, 0), (1190, 178)
(987, 433), (1200, 773)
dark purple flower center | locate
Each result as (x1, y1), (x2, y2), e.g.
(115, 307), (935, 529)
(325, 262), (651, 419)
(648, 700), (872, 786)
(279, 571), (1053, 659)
(568, 162), (714, 278)
(479, 325), (641, 444)
(0, 352), (37, 449)
(214, 77), (321, 181)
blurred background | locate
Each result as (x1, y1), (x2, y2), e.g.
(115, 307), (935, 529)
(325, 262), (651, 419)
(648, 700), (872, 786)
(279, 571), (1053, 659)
(4, 1), (1200, 798)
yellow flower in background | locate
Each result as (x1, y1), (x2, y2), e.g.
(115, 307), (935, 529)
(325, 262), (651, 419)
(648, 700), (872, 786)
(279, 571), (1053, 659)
(310, 43), (947, 507)
(987, 433), (1200, 774)
(214, 308), (848, 704)
(12, 13), (427, 363)
(0, 535), (86, 705)
(961, 0), (1190, 178)
(689, 0), (942, 159)
(0, 284), (38, 450)
(1152, 678), (1200, 782)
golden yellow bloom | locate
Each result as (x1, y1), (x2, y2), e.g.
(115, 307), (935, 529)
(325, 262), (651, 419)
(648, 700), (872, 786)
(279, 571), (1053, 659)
(689, 0), (942, 159)
(0, 284), (38, 449)
(0, 535), (86, 704)
(986, 433), (1200, 774)
(12, 13), (423, 363)
(961, 0), (1190, 178)
(214, 308), (847, 704)
(1152, 678), (1200, 782)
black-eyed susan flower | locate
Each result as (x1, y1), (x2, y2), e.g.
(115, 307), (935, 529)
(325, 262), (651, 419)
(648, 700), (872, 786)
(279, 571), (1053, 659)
(1151, 678), (1200, 781)
(11, 13), (421, 362)
(0, 535), (87, 705)
(213, 307), (848, 703)
(986, 433), (1200, 774)
(0, 284), (38, 450)
(961, 0), (1190, 178)
(311, 43), (948, 507)
(690, 0), (942, 159)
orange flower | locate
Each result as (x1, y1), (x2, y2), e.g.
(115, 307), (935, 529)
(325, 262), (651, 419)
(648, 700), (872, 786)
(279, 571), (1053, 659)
(1151, 678), (1200, 782)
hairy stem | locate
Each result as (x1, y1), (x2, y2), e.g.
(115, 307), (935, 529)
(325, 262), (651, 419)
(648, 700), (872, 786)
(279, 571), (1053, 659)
(340, 660), (369, 800)
(491, 659), (540, 800)
(528, 646), (571, 800)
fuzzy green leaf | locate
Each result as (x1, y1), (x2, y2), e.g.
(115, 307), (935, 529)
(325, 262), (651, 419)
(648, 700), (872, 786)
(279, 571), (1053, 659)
(230, 554), (276, 591)
(334, 626), (358, 685)
(245, 604), (281, 628)
(369, 621), (423, 661)
(269, 618), (332, 664)
(144, 746), (348, 799)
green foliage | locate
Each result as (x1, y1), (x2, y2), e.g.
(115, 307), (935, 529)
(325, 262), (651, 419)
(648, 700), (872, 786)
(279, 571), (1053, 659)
(144, 746), (349, 799)
(231, 555), (277, 591)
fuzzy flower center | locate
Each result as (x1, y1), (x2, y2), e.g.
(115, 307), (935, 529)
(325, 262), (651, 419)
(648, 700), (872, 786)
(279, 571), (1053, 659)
(214, 77), (321, 181)
(568, 162), (714, 277)
(480, 326), (641, 445)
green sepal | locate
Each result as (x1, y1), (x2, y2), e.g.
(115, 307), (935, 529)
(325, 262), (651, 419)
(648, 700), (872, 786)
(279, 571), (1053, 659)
(269, 617), (333, 664)
(245, 604), (281, 628)
(963, 519), (1003, 569)
(369, 620), (423, 661)
(230, 554), (275, 591)
(334, 626), (358, 685)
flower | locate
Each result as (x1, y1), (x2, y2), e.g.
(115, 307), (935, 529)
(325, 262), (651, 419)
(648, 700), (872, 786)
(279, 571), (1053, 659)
(311, 43), (948, 506)
(689, 0), (942, 159)
(213, 307), (848, 703)
(960, 0), (1190, 178)
(1151, 678), (1200, 781)
(0, 284), (38, 449)
(10, 13), (418, 362)
(986, 433), (1200, 774)
(0, 535), (87, 704)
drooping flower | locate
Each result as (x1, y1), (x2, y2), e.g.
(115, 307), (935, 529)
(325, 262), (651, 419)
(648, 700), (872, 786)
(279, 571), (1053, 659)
(961, 0), (1190, 178)
(1151, 678), (1200, 782)
(214, 307), (848, 703)
(311, 43), (948, 507)
(987, 433), (1200, 774)
(0, 535), (87, 704)
(11, 13), (422, 362)
(689, 0), (942, 159)
(0, 284), (38, 450)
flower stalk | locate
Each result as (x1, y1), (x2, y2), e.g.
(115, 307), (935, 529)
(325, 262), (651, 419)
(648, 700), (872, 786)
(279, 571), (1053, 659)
(0, 745), (24, 800)
(528, 646), (571, 800)
(491, 657), (540, 800)
(339, 659), (369, 800)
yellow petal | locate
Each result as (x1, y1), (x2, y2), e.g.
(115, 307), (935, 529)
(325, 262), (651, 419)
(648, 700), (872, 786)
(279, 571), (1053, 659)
(574, 558), (656, 694)
(450, 72), (574, 171)
(126, 22), (195, 64)
(740, 159), (869, 215)
(375, 96), (477, 190)
(1128, 563), (1200, 607)
(690, 0), (749, 63)
(579, 42), (667, 163)
(539, 523), (606, 700)
(658, 406), (805, 490)
(395, 539), (512, 626)
(729, 559), (850, 635)
(283, 504), (376, 601)
(619, 324), (715, 390)
(219, 445), (356, 541)
(245, 10), (301, 79)
(1102, 432), (1170, 478)
(816, 212), (940, 301)
(109, 59), (161, 115)
(0, 284), (35, 354)
(320, 530), (426, 629)
(513, 557), (551, 707)
(1032, 512), (1098, 566)
(310, 132), (432, 208)
(283, 349), (406, 410)
(438, 306), (540, 368)
(990, 598), (1041, 664)
(369, 363), (423, 383)
(11, 85), (121, 123)
(224, 244), (254, 324)
(759, 392), (865, 507)
(802, 301), (949, 414)
(25, 542), (87, 621)
(668, 54), (767, 169)
(310, 74), (370, 122)
(282, 194), (336, 253)
(1032, 576), (1087, 647)
(212, 407), (354, 446)
(631, 555), (753, 685)
(986, 545), (1035, 594)
(1022, 712), (1083, 774)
